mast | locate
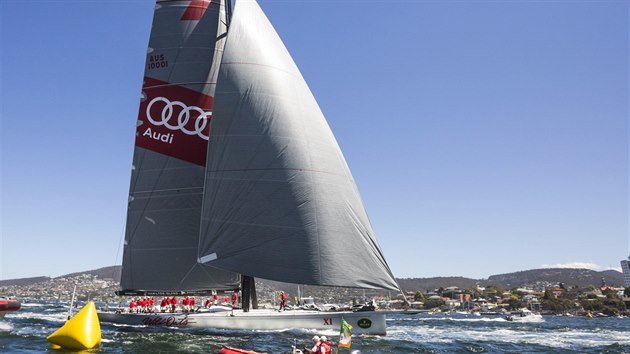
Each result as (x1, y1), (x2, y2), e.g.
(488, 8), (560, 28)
(240, 275), (257, 312)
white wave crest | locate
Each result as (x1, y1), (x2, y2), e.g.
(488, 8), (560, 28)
(9, 311), (66, 323)
(0, 322), (13, 331)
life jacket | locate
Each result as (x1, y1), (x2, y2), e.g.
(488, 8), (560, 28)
(318, 343), (326, 354)
(322, 341), (331, 354)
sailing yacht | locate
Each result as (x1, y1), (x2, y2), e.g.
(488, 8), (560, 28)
(99, 0), (402, 335)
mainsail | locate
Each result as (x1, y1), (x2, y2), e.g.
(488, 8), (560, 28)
(199, 0), (400, 292)
(120, 0), (240, 294)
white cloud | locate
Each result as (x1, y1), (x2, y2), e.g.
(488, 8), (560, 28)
(541, 262), (603, 271)
(541, 262), (623, 273)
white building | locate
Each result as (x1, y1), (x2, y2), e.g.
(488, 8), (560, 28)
(621, 256), (630, 287)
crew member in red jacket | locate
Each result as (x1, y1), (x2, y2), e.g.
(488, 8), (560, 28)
(320, 336), (332, 354)
(171, 296), (178, 312)
(129, 298), (136, 313)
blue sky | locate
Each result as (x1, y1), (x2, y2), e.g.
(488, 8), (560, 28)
(1, 0), (627, 280)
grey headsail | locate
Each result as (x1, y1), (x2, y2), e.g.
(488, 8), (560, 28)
(120, 0), (240, 295)
(198, 0), (400, 291)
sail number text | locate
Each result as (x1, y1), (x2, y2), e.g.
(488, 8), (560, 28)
(147, 54), (168, 70)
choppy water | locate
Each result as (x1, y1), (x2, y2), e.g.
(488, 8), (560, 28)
(1, 300), (629, 353)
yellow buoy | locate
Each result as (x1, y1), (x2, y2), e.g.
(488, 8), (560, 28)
(47, 301), (101, 350)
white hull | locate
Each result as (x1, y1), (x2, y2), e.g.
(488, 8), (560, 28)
(507, 314), (544, 322)
(506, 309), (544, 322)
(98, 308), (388, 335)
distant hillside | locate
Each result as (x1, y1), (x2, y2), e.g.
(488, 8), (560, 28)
(486, 268), (624, 288)
(0, 266), (122, 287)
(397, 277), (479, 293)
(601, 269), (624, 284)
(59, 266), (121, 281)
(1, 266), (624, 291)
(392, 269), (624, 292)
(0, 276), (50, 287)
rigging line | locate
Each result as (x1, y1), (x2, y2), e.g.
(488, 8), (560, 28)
(112, 215), (127, 281)
(157, 0), (218, 4)
(133, 186), (203, 194)
(179, 262), (202, 287)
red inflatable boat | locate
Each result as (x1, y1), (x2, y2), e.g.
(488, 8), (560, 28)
(0, 298), (21, 318)
(218, 347), (266, 354)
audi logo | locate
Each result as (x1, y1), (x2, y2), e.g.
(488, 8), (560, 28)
(146, 96), (211, 140)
